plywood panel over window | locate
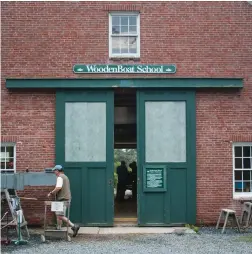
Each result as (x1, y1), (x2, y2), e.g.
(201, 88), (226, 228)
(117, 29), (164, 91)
(145, 101), (186, 163)
(65, 102), (106, 162)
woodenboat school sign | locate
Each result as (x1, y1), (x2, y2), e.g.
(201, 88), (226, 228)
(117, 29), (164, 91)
(73, 64), (176, 74)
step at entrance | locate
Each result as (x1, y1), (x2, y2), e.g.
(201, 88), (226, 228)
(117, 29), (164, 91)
(114, 217), (137, 227)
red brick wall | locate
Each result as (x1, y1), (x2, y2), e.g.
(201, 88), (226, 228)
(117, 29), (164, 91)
(1, 1), (252, 225)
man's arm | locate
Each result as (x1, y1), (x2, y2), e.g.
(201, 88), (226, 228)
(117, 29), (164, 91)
(48, 177), (63, 197)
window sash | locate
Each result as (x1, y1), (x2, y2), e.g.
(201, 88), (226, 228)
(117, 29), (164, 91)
(233, 143), (252, 197)
(1, 143), (16, 172)
(111, 36), (138, 55)
(109, 12), (140, 58)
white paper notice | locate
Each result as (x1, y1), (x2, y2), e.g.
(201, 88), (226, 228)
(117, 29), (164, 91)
(51, 202), (64, 212)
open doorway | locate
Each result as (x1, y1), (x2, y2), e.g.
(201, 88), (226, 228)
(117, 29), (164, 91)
(114, 88), (137, 224)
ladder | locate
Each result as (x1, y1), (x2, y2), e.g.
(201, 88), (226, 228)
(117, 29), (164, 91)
(1, 189), (30, 240)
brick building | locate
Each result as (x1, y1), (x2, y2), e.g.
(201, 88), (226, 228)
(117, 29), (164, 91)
(1, 1), (252, 226)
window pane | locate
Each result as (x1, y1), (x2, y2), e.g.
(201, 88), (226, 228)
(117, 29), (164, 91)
(129, 26), (137, 34)
(243, 146), (251, 157)
(121, 37), (129, 53)
(129, 47), (137, 54)
(6, 147), (14, 158)
(129, 37), (137, 53)
(235, 170), (242, 180)
(235, 181), (242, 192)
(121, 26), (128, 34)
(243, 170), (251, 180)
(112, 48), (120, 54)
(1, 162), (6, 169)
(112, 37), (120, 53)
(1, 147), (6, 163)
(6, 158), (14, 169)
(243, 158), (251, 169)
(121, 16), (128, 26)
(145, 101), (186, 162)
(235, 146), (242, 157)
(121, 49), (129, 54)
(65, 102), (106, 162)
(129, 16), (137, 26)
(112, 26), (120, 34)
(112, 16), (120, 26)
(235, 158), (242, 168)
(243, 182), (251, 192)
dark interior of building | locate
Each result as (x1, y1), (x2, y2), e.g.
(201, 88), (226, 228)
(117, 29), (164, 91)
(114, 88), (136, 149)
(114, 88), (137, 224)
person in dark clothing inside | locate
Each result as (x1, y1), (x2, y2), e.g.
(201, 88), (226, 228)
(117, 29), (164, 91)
(116, 161), (128, 201)
(129, 161), (137, 200)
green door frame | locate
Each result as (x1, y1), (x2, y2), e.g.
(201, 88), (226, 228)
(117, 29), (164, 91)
(137, 89), (196, 226)
(55, 89), (114, 226)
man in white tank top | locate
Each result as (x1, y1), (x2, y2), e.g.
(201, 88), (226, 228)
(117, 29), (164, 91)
(48, 165), (80, 237)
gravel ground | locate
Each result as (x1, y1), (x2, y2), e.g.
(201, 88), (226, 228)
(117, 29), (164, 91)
(1, 227), (252, 254)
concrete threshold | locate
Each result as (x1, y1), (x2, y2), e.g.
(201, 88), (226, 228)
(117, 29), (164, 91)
(64, 227), (195, 235)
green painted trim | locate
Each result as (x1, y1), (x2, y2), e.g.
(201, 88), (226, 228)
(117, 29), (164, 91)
(55, 90), (65, 164)
(106, 90), (115, 226)
(186, 91), (196, 225)
(6, 78), (243, 89)
(136, 90), (141, 226)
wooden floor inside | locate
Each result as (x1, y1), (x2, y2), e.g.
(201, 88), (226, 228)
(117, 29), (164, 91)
(114, 198), (137, 224)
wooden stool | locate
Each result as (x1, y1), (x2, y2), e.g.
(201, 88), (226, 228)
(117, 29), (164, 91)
(240, 202), (252, 228)
(216, 209), (241, 234)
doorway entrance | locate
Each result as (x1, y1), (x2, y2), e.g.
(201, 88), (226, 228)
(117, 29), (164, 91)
(114, 88), (137, 224)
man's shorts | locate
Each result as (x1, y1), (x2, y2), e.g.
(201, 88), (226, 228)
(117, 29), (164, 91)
(55, 201), (70, 216)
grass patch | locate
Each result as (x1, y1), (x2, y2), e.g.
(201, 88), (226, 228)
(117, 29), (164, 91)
(185, 224), (199, 233)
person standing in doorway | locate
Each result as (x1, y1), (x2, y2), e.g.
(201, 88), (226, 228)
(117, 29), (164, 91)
(129, 161), (137, 201)
(116, 161), (128, 202)
(48, 165), (80, 237)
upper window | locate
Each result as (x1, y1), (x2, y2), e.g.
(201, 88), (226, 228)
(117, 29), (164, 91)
(109, 12), (140, 58)
(233, 143), (252, 198)
(1, 143), (16, 173)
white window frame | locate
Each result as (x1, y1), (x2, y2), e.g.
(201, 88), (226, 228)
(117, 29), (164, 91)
(109, 12), (140, 58)
(232, 142), (252, 199)
(1, 142), (16, 173)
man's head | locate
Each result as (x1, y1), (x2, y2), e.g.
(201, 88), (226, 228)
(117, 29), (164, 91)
(52, 165), (63, 176)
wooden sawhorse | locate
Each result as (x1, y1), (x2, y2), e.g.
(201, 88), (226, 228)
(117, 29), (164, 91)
(216, 209), (241, 234)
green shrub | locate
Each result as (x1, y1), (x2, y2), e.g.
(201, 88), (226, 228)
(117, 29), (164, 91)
(114, 172), (118, 188)
(185, 224), (199, 233)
